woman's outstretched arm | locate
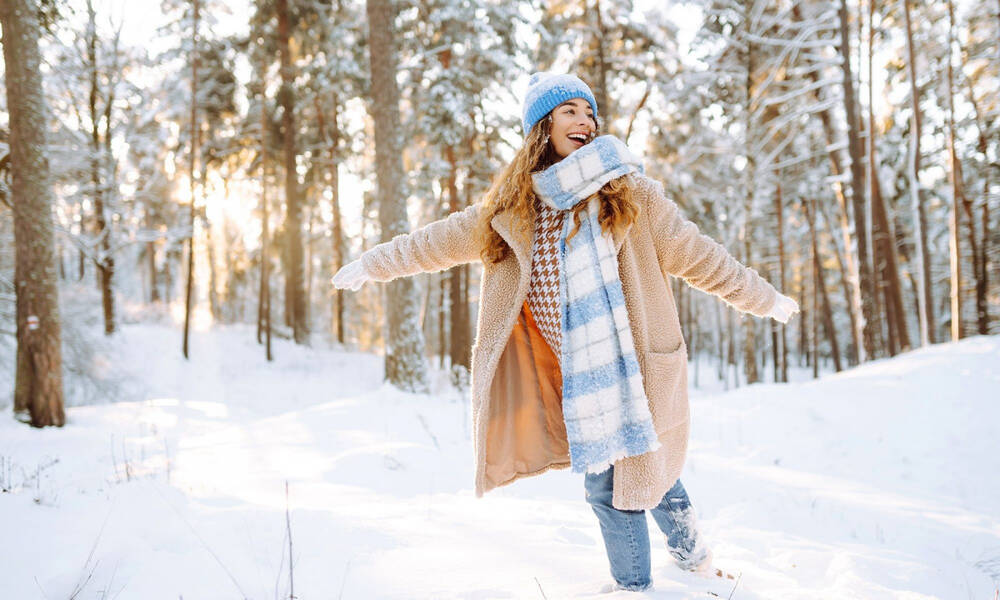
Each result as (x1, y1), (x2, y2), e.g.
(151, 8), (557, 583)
(643, 177), (795, 320)
(337, 203), (481, 287)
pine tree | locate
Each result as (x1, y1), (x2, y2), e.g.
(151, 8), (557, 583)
(366, 0), (428, 392)
(2, 0), (66, 427)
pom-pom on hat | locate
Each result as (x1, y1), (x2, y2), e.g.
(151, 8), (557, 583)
(521, 71), (599, 136)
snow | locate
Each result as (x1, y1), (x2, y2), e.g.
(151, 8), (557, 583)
(2, 321), (999, 599)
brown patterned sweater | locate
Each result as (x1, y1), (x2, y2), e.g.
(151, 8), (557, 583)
(526, 198), (564, 361)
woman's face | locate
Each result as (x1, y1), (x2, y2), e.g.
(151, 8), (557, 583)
(548, 98), (597, 160)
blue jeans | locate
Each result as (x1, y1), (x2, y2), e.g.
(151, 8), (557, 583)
(584, 466), (706, 591)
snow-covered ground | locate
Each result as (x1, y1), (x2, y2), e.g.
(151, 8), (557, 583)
(2, 319), (999, 599)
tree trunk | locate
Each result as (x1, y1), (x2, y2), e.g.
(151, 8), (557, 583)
(366, 0), (429, 392)
(870, 181), (907, 354)
(182, 0), (199, 360)
(945, 0), (963, 341)
(795, 4), (863, 365)
(315, 92), (346, 345)
(446, 148), (470, 378)
(305, 203), (314, 330)
(775, 178), (788, 382)
(204, 212), (221, 321)
(811, 227), (819, 378)
(164, 245), (173, 304)
(592, 0), (610, 127)
(86, 0), (115, 336)
(261, 160), (273, 360)
(809, 197), (843, 372)
(147, 209), (160, 303)
(2, 0), (67, 427)
(901, 0), (935, 345)
(439, 273), (448, 369)
(436, 48), (470, 379)
(966, 84), (991, 334)
(742, 31), (759, 385)
(257, 67), (273, 359)
(866, 0), (909, 354)
(838, 0), (879, 360)
(276, 0), (308, 344)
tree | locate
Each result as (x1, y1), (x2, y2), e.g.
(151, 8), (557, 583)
(899, 0), (934, 346)
(401, 0), (523, 381)
(839, 0), (881, 359)
(366, 0), (428, 392)
(2, 0), (66, 426)
(275, 0), (308, 344)
(182, 0), (201, 359)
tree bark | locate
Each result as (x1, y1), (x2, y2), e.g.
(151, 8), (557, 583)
(866, 0), (909, 354)
(590, 0), (610, 129)
(2, 0), (67, 427)
(86, 0), (115, 335)
(206, 221), (221, 320)
(742, 28), (759, 385)
(256, 63), (273, 359)
(277, 0), (308, 344)
(945, 0), (963, 341)
(366, 0), (429, 392)
(315, 92), (346, 344)
(146, 205), (160, 303)
(775, 178), (788, 382)
(182, 0), (199, 359)
(794, 4), (864, 365)
(966, 84), (991, 334)
(901, 0), (935, 345)
(808, 197), (843, 372)
(837, 0), (879, 360)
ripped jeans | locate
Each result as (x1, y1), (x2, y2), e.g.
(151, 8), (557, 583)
(584, 466), (707, 591)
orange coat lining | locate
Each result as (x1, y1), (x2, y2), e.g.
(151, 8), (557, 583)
(483, 301), (570, 489)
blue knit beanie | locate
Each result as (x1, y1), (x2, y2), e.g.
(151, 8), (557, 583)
(521, 72), (599, 136)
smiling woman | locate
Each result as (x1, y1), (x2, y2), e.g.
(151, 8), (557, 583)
(332, 70), (798, 593)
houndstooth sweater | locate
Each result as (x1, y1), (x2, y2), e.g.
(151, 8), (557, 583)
(526, 198), (564, 360)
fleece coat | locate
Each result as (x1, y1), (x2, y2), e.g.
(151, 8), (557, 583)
(360, 173), (779, 510)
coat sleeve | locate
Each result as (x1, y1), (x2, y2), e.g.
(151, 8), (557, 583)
(360, 203), (482, 282)
(642, 178), (779, 317)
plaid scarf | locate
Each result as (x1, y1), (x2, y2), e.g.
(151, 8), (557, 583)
(531, 135), (661, 474)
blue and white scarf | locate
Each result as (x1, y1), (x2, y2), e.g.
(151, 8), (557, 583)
(531, 135), (661, 474)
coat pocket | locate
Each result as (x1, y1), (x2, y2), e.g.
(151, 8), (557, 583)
(640, 345), (689, 434)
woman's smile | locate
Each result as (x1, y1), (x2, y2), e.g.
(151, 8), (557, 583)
(550, 98), (597, 159)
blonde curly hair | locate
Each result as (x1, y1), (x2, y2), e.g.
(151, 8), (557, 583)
(476, 113), (640, 265)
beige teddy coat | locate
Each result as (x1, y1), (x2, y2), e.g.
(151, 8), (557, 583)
(361, 173), (779, 510)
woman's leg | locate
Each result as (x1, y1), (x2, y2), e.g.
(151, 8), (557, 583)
(584, 466), (652, 591)
(648, 479), (709, 570)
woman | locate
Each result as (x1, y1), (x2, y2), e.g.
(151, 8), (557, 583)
(333, 72), (798, 592)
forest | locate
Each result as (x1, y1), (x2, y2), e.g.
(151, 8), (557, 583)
(1, 0), (998, 425)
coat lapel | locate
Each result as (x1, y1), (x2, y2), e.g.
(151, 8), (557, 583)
(490, 210), (532, 275)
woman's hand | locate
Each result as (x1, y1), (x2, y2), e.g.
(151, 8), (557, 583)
(767, 294), (799, 323)
(331, 259), (370, 291)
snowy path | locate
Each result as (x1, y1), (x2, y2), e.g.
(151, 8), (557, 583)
(1, 324), (998, 599)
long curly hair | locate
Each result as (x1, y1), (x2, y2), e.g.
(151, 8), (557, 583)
(475, 113), (640, 265)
